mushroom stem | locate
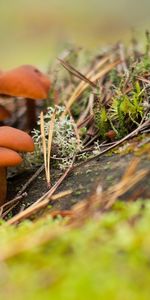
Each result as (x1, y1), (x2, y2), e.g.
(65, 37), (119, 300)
(0, 167), (7, 206)
(26, 98), (36, 131)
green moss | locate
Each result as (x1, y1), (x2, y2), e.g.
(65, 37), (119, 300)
(1, 201), (150, 299)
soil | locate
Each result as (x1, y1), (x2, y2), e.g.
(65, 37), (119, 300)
(7, 146), (150, 217)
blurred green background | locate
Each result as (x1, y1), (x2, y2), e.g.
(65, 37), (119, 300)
(0, 0), (150, 70)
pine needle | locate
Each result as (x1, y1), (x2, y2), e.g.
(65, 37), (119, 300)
(51, 189), (73, 201)
(40, 112), (48, 183)
(58, 58), (98, 88)
(47, 110), (56, 187)
(61, 59), (121, 115)
(40, 110), (56, 188)
(104, 168), (148, 209)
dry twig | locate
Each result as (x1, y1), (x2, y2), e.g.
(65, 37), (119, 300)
(7, 156), (75, 225)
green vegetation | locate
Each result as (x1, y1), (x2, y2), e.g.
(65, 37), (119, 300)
(93, 53), (149, 139)
(1, 201), (150, 300)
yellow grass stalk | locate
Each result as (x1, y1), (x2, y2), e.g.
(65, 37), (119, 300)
(47, 111), (56, 187)
(40, 112), (48, 183)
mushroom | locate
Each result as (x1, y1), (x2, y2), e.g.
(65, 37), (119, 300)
(105, 130), (116, 140)
(0, 65), (51, 130)
(0, 126), (34, 206)
(0, 147), (23, 206)
(0, 126), (34, 151)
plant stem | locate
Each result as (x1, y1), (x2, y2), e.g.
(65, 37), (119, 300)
(26, 98), (36, 130)
(0, 168), (7, 207)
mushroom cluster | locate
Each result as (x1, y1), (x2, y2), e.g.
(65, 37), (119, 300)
(0, 126), (34, 206)
(0, 64), (50, 206)
(0, 65), (51, 129)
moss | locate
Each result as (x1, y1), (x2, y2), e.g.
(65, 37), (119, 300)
(1, 201), (150, 299)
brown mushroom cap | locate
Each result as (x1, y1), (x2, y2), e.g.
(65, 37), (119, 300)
(0, 65), (50, 100)
(0, 147), (23, 167)
(0, 126), (34, 152)
(0, 104), (11, 121)
(105, 130), (116, 140)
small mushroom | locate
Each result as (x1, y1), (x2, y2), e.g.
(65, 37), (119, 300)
(0, 126), (34, 205)
(0, 65), (51, 130)
(0, 147), (23, 206)
(105, 130), (116, 140)
(0, 126), (34, 151)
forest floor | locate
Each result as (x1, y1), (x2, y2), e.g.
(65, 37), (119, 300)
(8, 139), (150, 214)
(0, 37), (150, 300)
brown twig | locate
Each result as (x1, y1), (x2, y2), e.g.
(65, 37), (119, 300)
(7, 156), (75, 225)
(0, 193), (27, 217)
(1, 165), (45, 217)
(77, 93), (94, 127)
(51, 189), (73, 201)
(74, 120), (150, 168)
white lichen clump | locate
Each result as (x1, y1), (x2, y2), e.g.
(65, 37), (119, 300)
(32, 106), (82, 170)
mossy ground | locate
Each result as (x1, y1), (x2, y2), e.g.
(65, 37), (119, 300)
(1, 200), (150, 300)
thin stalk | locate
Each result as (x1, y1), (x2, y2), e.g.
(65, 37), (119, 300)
(26, 98), (36, 130)
(40, 112), (48, 183)
(47, 111), (56, 187)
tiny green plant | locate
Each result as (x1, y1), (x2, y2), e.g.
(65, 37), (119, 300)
(108, 81), (145, 137)
(93, 62), (149, 138)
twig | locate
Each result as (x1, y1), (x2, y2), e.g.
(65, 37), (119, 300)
(7, 156), (75, 225)
(2, 165), (45, 218)
(51, 189), (73, 201)
(77, 93), (94, 127)
(104, 168), (148, 210)
(17, 165), (45, 196)
(77, 115), (94, 129)
(137, 76), (150, 85)
(74, 120), (150, 168)
(0, 193), (27, 218)
(31, 156), (75, 207)
(83, 132), (99, 148)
